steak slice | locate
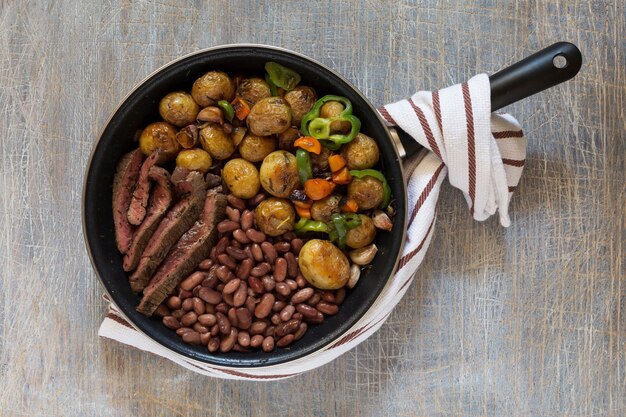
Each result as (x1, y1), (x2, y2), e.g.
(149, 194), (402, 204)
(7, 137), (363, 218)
(137, 189), (227, 316)
(112, 149), (144, 254)
(128, 171), (207, 293)
(123, 167), (173, 272)
(127, 150), (164, 226)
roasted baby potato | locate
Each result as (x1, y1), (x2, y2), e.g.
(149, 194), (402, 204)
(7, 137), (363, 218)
(159, 91), (200, 127)
(191, 71), (235, 107)
(247, 97), (292, 136)
(259, 150), (300, 198)
(175, 148), (212, 173)
(310, 194), (341, 222)
(347, 175), (384, 210)
(139, 121), (180, 160)
(298, 239), (350, 290)
(284, 86), (317, 125)
(341, 133), (379, 170)
(222, 158), (260, 199)
(236, 77), (271, 105)
(254, 197), (296, 236)
(345, 214), (376, 249)
(238, 134), (277, 162)
(199, 123), (235, 160)
(320, 100), (351, 133)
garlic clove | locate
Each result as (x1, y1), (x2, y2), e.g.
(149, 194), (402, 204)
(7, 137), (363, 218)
(348, 264), (361, 288)
(372, 210), (393, 231)
(349, 243), (378, 265)
(197, 106), (224, 124)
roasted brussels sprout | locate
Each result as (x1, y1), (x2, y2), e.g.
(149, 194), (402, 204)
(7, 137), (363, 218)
(236, 77), (271, 105)
(159, 91), (200, 127)
(345, 214), (376, 249)
(247, 97), (292, 136)
(199, 123), (235, 160)
(347, 175), (384, 210)
(341, 133), (379, 170)
(191, 71), (235, 107)
(175, 148), (212, 173)
(222, 158), (260, 199)
(254, 197), (295, 236)
(139, 121), (180, 160)
(320, 100), (351, 133)
(298, 239), (350, 290)
(238, 134), (277, 162)
(284, 86), (317, 125)
(310, 194), (341, 222)
(259, 150), (300, 198)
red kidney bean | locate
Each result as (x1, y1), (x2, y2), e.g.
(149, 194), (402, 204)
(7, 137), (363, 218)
(292, 312), (303, 320)
(240, 210), (255, 230)
(192, 297), (205, 315)
(284, 252), (298, 278)
(320, 290), (336, 303)
(317, 301), (339, 315)
(198, 313), (217, 327)
(238, 331), (251, 347)
(154, 305), (170, 318)
(193, 322), (209, 334)
(279, 305), (295, 321)
(217, 219), (239, 234)
(209, 246), (217, 261)
(236, 307), (252, 329)
(178, 289), (193, 299)
(227, 195), (246, 210)
(291, 287), (314, 304)
(274, 241), (290, 253)
(262, 336), (275, 352)
(220, 329), (238, 352)
(290, 238), (304, 254)
(180, 271), (206, 291)
(180, 311), (198, 327)
(335, 288), (346, 304)
(247, 192), (266, 207)
(215, 265), (230, 282)
(236, 258), (253, 280)
(232, 228), (251, 244)
(210, 324), (219, 336)
(306, 311), (324, 324)
(176, 327), (194, 336)
(216, 312), (231, 335)
(226, 206), (241, 223)
(218, 253), (236, 270)
(215, 283), (225, 292)
(215, 302), (228, 314)
(245, 296), (256, 314)
(171, 309), (184, 320)
(163, 316), (181, 330)
(251, 262), (271, 277)
(250, 243), (264, 262)
(271, 313), (281, 325)
(308, 292), (321, 306)
(200, 332), (211, 345)
(260, 241), (277, 263)
(264, 325), (275, 337)
(285, 279), (298, 291)
(228, 307), (239, 327)
(246, 228), (266, 243)
(215, 236), (229, 254)
(277, 334), (295, 348)
(295, 304), (318, 320)
(166, 296), (182, 310)
(254, 293), (274, 318)
(295, 274), (307, 288)
(248, 276), (264, 294)
(273, 258), (287, 282)
(282, 231), (296, 241)
(226, 246), (247, 261)
(202, 274), (218, 288)
(205, 303), (216, 314)
(275, 282), (291, 297)
(233, 282), (248, 307)
(275, 319), (300, 337)
(262, 276), (275, 291)
(197, 287), (222, 304)
(293, 322), (308, 341)
(272, 300), (287, 312)
(250, 321), (268, 335)
(223, 292), (234, 306)
(199, 259), (214, 270)
(250, 334), (264, 348)
(223, 278), (241, 295)
(208, 337), (220, 352)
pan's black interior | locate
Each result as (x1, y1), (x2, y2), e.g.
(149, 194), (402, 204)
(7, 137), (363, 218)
(83, 45), (406, 367)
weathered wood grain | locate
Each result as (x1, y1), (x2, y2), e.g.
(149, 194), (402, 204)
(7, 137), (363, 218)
(0, 0), (623, 416)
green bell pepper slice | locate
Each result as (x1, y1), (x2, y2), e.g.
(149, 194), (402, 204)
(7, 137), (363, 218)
(217, 100), (234, 122)
(300, 95), (361, 150)
(350, 169), (392, 209)
(296, 148), (313, 184)
(294, 218), (330, 234)
(265, 62), (301, 91)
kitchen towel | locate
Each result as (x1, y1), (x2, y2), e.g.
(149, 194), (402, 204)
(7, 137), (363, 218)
(99, 73), (527, 379)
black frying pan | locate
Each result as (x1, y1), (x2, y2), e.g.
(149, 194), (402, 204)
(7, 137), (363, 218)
(83, 43), (581, 367)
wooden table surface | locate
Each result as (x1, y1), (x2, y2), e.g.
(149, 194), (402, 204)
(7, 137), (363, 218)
(1, 1), (624, 416)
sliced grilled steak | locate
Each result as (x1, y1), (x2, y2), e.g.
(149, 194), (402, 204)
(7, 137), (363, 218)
(205, 172), (222, 189)
(112, 149), (144, 254)
(128, 171), (207, 293)
(171, 167), (191, 194)
(127, 150), (164, 226)
(123, 167), (173, 272)
(137, 189), (227, 316)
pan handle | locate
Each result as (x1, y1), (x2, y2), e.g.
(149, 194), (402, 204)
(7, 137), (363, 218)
(394, 41), (582, 159)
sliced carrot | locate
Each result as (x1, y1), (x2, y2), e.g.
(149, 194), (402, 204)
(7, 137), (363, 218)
(331, 167), (352, 185)
(340, 197), (359, 213)
(231, 97), (251, 120)
(303, 178), (336, 200)
(277, 87), (286, 97)
(293, 199), (313, 209)
(328, 154), (346, 172)
(294, 136), (322, 155)
(295, 205), (311, 219)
